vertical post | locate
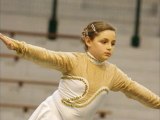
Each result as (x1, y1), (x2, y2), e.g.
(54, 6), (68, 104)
(131, 0), (142, 47)
(48, 0), (58, 40)
(158, 3), (160, 37)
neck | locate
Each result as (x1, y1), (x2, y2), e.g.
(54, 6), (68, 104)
(86, 52), (106, 65)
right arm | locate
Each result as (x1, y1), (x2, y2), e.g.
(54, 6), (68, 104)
(0, 33), (77, 73)
(110, 66), (160, 109)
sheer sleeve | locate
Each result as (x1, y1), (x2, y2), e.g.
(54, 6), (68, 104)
(12, 39), (77, 73)
(110, 66), (160, 109)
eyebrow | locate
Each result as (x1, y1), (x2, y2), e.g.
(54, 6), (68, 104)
(102, 38), (116, 42)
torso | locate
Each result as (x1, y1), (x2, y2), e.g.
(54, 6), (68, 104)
(53, 52), (115, 119)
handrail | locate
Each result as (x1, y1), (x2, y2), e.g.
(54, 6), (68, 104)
(0, 102), (112, 118)
(0, 53), (60, 86)
(0, 53), (20, 61)
(0, 53), (18, 58)
(0, 78), (59, 87)
(0, 102), (37, 112)
(0, 29), (81, 40)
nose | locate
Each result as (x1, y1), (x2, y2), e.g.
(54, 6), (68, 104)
(106, 43), (112, 50)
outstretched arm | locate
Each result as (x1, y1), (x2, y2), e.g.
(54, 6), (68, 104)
(0, 33), (77, 73)
(111, 66), (160, 109)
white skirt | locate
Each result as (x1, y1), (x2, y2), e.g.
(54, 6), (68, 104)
(28, 96), (62, 120)
(28, 79), (108, 120)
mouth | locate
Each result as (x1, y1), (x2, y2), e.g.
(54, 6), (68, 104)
(104, 52), (111, 57)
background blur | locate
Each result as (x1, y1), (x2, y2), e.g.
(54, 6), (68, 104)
(0, 0), (160, 120)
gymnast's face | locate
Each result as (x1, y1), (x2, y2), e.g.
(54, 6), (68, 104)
(85, 30), (116, 62)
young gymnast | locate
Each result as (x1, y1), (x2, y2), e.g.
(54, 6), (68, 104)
(0, 21), (160, 120)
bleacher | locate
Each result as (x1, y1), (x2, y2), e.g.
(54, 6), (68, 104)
(0, 0), (159, 120)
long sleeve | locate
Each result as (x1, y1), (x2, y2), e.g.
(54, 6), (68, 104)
(110, 66), (160, 109)
(12, 39), (77, 73)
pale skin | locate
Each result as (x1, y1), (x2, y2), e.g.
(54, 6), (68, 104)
(84, 30), (116, 62)
(0, 30), (116, 62)
(0, 33), (16, 50)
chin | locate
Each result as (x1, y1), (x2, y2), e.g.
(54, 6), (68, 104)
(104, 56), (110, 61)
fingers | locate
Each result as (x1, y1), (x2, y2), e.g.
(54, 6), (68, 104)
(0, 33), (9, 44)
(0, 33), (5, 41)
(0, 33), (15, 50)
(0, 33), (16, 42)
(0, 33), (7, 38)
(0, 33), (9, 42)
(0, 33), (11, 40)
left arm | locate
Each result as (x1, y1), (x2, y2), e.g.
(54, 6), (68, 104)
(0, 33), (77, 73)
(110, 66), (160, 109)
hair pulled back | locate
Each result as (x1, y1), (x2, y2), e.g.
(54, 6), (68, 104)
(81, 21), (116, 50)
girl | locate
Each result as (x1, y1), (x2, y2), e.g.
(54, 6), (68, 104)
(0, 21), (160, 120)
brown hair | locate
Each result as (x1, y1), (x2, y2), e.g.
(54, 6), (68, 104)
(81, 21), (116, 50)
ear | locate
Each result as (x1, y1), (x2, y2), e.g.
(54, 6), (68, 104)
(84, 36), (92, 47)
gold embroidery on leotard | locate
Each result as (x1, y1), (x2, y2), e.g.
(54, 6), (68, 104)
(61, 76), (109, 108)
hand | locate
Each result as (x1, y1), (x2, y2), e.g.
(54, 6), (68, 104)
(0, 33), (16, 50)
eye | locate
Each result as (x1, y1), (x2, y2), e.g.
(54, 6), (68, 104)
(100, 40), (108, 44)
(101, 41), (107, 44)
(111, 42), (116, 46)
